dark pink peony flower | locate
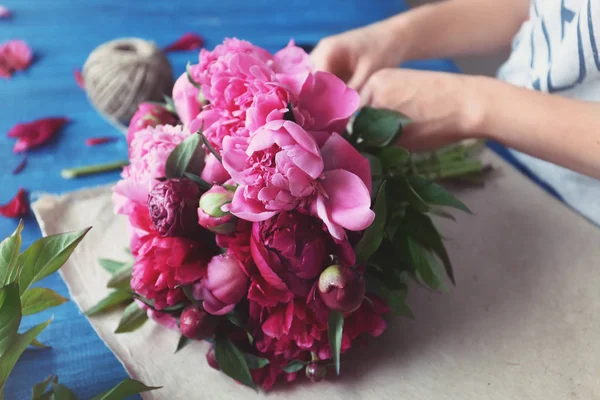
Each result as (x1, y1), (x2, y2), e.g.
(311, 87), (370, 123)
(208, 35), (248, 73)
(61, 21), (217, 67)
(197, 185), (237, 234)
(148, 177), (203, 237)
(126, 103), (178, 145)
(179, 305), (216, 339)
(194, 254), (249, 315)
(317, 265), (366, 313)
(215, 220), (253, 268)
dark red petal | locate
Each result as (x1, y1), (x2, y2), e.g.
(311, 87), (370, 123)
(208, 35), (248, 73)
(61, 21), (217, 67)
(74, 68), (85, 89)
(164, 33), (204, 53)
(12, 157), (27, 174)
(11, 117), (69, 153)
(85, 136), (118, 146)
(0, 188), (28, 218)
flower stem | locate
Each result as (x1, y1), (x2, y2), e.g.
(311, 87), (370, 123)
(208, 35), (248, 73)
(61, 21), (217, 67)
(61, 160), (128, 179)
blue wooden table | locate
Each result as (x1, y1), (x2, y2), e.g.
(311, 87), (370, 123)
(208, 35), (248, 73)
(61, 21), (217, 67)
(0, 0), (460, 398)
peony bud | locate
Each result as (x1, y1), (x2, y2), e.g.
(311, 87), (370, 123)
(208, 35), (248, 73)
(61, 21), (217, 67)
(206, 346), (220, 370)
(197, 185), (237, 234)
(148, 177), (202, 237)
(201, 153), (230, 184)
(305, 362), (327, 382)
(179, 306), (216, 340)
(318, 265), (365, 313)
(127, 103), (177, 144)
(197, 254), (249, 316)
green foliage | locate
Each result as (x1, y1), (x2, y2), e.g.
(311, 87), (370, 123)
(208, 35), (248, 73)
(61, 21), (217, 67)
(281, 360), (307, 373)
(355, 182), (387, 262)
(327, 311), (344, 375)
(0, 284), (22, 357)
(85, 291), (132, 316)
(214, 333), (257, 391)
(353, 107), (408, 148)
(244, 354), (270, 370)
(114, 302), (148, 334)
(21, 288), (68, 316)
(106, 266), (133, 290)
(0, 221), (24, 286)
(90, 378), (161, 400)
(175, 336), (190, 354)
(98, 259), (127, 275)
(165, 133), (204, 179)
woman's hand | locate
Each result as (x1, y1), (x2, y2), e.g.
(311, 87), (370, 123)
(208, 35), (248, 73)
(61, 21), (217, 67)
(361, 68), (484, 152)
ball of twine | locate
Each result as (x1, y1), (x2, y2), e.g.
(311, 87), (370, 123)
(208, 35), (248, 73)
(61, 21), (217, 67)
(83, 38), (174, 128)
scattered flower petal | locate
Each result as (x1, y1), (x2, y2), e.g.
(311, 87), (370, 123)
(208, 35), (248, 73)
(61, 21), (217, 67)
(8, 117), (69, 153)
(164, 33), (204, 52)
(0, 6), (11, 19)
(0, 188), (28, 218)
(0, 40), (33, 77)
(12, 157), (27, 174)
(74, 68), (85, 89)
(85, 136), (118, 146)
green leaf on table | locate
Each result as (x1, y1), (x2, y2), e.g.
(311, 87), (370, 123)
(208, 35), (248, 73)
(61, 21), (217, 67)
(402, 235), (445, 291)
(214, 332), (257, 391)
(50, 382), (78, 400)
(244, 354), (270, 370)
(106, 266), (132, 290)
(21, 288), (68, 316)
(355, 181), (387, 262)
(98, 259), (127, 275)
(31, 374), (55, 399)
(0, 221), (23, 286)
(90, 378), (161, 400)
(283, 101), (296, 123)
(327, 311), (344, 375)
(114, 301), (148, 334)
(403, 208), (455, 285)
(29, 338), (49, 349)
(18, 228), (91, 296)
(281, 359), (307, 373)
(389, 177), (430, 213)
(429, 208), (457, 221)
(165, 133), (203, 179)
(85, 290), (132, 316)
(0, 283), (21, 357)
(0, 319), (52, 395)
(175, 336), (190, 354)
(366, 275), (413, 319)
(353, 107), (409, 148)
(407, 175), (471, 214)
(377, 147), (410, 171)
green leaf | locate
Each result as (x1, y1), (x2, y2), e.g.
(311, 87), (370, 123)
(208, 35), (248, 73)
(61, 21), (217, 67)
(403, 208), (455, 285)
(366, 275), (414, 319)
(244, 354), (270, 370)
(199, 132), (222, 163)
(106, 266), (132, 290)
(0, 221), (23, 286)
(403, 236), (444, 291)
(29, 338), (49, 349)
(214, 333), (257, 391)
(32, 374), (54, 399)
(327, 311), (344, 375)
(378, 147), (410, 171)
(90, 378), (161, 400)
(281, 360), (307, 373)
(165, 133), (203, 179)
(407, 175), (471, 213)
(283, 101), (296, 123)
(18, 228), (91, 296)
(114, 301), (148, 334)
(0, 319), (52, 395)
(0, 283), (21, 357)
(355, 181), (387, 262)
(389, 177), (430, 213)
(50, 382), (78, 400)
(98, 259), (126, 275)
(21, 288), (68, 316)
(353, 107), (409, 148)
(175, 336), (190, 354)
(85, 291), (132, 316)
(183, 173), (212, 191)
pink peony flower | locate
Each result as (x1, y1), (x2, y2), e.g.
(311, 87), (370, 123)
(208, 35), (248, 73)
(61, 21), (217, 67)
(271, 40), (313, 96)
(0, 39), (32, 78)
(194, 254), (249, 315)
(136, 300), (179, 331)
(127, 103), (178, 145)
(216, 220), (253, 268)
(201, 152), (230, 184)
(172, 72), (202, 127)
(250, 211), (355, 301)
(222, 120), (374, 239)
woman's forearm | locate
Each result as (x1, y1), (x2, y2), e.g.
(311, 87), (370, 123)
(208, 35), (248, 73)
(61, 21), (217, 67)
(386, 0), (529, 62)
(473, 77), (600, 179)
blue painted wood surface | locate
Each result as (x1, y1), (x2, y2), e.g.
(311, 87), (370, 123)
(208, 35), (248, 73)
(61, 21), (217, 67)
(0, 0), (459, 398)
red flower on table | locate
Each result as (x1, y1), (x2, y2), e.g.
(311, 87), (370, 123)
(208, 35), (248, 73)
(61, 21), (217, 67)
(7, 117), (69, 153)
(0, 39), (32, 78)
(164, 33), (204, 53)
(0, 188), (28, 218)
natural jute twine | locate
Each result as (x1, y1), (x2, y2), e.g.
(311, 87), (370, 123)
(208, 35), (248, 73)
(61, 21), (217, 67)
(82, 38), (174, 132)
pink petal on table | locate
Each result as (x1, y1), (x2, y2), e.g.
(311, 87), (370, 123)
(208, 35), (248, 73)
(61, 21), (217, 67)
(0, 188), (28, 218)
(164, 33), (204, 52)
(0, 39), (32, 71)
(12, 157), (27, 174)
(9, 117), (69, 153)
(85, 136), (118, 146)
(0, 6), (11, 19)
(74, 68), (85, 89)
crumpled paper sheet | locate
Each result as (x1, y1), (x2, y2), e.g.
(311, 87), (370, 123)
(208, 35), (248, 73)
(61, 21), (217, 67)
(32, 150), (600, 400)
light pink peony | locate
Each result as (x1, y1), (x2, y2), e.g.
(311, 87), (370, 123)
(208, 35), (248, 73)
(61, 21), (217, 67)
(127, 103), (177, 145)
(195, 254), (249, 315)
(201, 152), (230, 184)
(271, 40), (313, 96)
(222, 120), (374, 239)
(172, 72), (202, 127)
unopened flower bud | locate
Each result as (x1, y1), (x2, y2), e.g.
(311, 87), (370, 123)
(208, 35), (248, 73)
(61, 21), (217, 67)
(318, 265), (365, 313)
(179, 306), (216, 340)
(305, 362), (327, 382)
(148, 177), (202, 237)
(206, 346), (220, 371)
(197, 185), (237, 234)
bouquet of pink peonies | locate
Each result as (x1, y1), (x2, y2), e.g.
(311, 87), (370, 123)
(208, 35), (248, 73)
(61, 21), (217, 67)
(92, 38), (483, 391)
